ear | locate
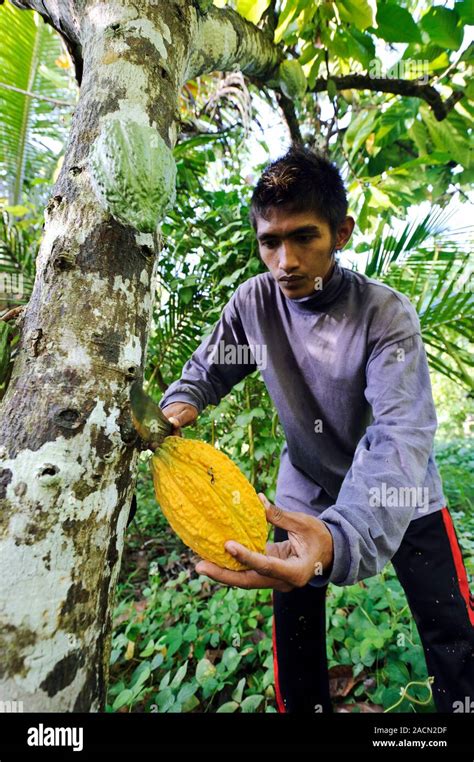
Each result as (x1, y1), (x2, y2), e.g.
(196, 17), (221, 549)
(335, 216), (355, 250)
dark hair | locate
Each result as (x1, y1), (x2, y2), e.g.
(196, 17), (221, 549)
(249, 146), (348, 236)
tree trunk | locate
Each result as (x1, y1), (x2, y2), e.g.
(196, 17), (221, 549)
(0, 0), (279, 711)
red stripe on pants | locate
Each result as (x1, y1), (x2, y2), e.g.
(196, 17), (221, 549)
(271, 591), (286, 713)
(441, 507), (474, 627)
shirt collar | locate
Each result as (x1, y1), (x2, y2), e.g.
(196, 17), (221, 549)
(283, 260), (347, 313)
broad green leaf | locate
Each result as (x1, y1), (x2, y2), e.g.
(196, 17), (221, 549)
(183, 623), (198, 642)
(112, 689), (133, 710)
(343, 110), (377, 158)
(327, 78), (337, 101)
(150, 652), (164, 671)
(195, 658), (216, 685)
(370, 187), (392, 208)
(221, 646), (241, 673)
(274, 0), (299, 44)
(299, 42), (317, 66)
(420, 7), (463, 50)
(232, 677), (246, 704)
(236, 0), (270, 25)
(338, 0), (375, 30)
(170, 660), (188, 689)
(465, 80), (474, 100)
(177, 682), (198, 704)
(408, 119), (429, 155)
(455, 0), (474, 24)
(420, 106), (472, 168)
(130, 662), (151, 688)
(154, 688), (175, 713)
(139, 639), (155, 658)
(240, 694), (264, 712)
(217, 701), (240, 713)
(375, 5), (422, 43)
(306, 50), (323, 88)
(182, 694), (200, 713)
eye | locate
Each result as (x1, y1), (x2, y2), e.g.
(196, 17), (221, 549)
(261, 239), (278, 249)
(295, 235), (315, 244)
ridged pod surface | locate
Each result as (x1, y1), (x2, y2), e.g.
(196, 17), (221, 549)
(89, 118), (177, 233)
(278, 59), (307, 100)
(150, 437), (268, 571)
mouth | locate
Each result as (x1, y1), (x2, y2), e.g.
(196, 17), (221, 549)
(279, 275), (305, 286)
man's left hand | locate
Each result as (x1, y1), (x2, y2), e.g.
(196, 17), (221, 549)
(194, 493), (334, 592)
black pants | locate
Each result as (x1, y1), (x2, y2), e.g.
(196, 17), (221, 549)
(272, 507), (474, 713)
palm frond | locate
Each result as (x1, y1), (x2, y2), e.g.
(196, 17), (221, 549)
(0, 3), (76, 204)
(364, 206), (474, 389)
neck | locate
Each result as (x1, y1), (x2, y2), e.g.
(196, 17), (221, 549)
(322, 258), (336, 285)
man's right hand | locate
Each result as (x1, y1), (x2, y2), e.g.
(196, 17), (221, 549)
(161, 402), (199, 437)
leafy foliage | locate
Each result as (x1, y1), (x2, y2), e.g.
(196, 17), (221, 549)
(0, 1), (76, 206)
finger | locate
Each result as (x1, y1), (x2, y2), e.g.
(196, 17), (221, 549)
(265, 539), (292, 560)
(258, 493), (315, 534)
(167, 417), (183, 437)
(195, 560), (277, 589)
(224, 540), (300, 584)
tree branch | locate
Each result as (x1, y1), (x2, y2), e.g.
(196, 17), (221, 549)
(275, 90), (303, 144)
(186, 6), (281, 80)
(9, 2), (461, 121)
(312, 74), (464, 121)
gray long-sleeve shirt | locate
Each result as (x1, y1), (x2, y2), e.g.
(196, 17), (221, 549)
(158, 261), (446, 587)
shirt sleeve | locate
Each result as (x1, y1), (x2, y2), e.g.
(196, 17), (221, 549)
(311, 331), (439, 587)
(158, 288), (257, 415)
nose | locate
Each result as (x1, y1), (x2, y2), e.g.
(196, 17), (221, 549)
(278, 240), (299, 273)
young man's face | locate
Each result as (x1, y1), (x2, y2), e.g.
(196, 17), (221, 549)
(255, 207), (354, 299)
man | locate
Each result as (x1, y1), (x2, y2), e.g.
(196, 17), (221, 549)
(158, 146), (474, 713)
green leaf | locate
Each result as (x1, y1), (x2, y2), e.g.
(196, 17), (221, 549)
(347, 28), (376, 67)
(139, 639), (155, 658)
(154, 688), (175, 713)
(338, 0), (375, 30)
(420, 7), (463, 50)
(236, 0), (271, 25)
(343, 110), (377, 158)
(232, 677), (246, 704)
(466, 80), (474, 100)
(183, 623), (198, 642)
(375, 5), (422, 43)
(179, 286), (194, 305)
(170, 660), (188, 689)
(408, 119), (429, 155)
(221, 646), (241, 673)
(195, 658), (216, 685)
(274, 0), (300, 44)
(177, 682), (198, 704)
(235, 408), (266, 426)
(216, 701), (240, 713)
(130, 662), (151, 689)
(327, 78), (337, 101)
(420, 106), (472, 168)
(182, 694), (200, 713)
(1, 205), (29, 217)
(112, 689), (133, 710)
(150, 652), (164, 671)
(240, 694), (264, 712)
(455, 1), (474, 25)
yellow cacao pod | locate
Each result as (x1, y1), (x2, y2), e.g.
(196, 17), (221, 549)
(150, 437), (268, 571)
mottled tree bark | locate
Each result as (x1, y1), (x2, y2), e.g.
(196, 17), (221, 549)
(0, 0), (279, 711)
